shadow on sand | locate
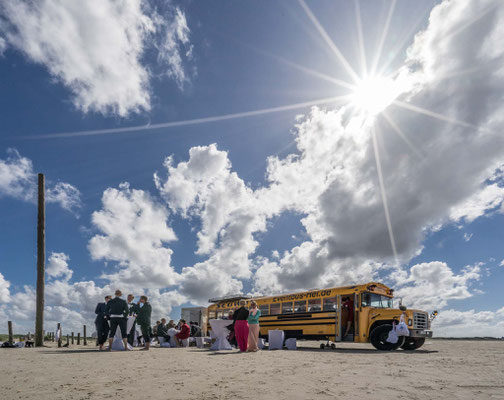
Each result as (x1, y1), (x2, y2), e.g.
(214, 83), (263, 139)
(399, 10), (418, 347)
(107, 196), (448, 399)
(195, 347), (438, 356)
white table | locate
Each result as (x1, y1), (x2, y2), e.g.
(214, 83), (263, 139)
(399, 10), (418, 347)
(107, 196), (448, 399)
(268, 330), (284, 350)
(209, 319), (233, 350)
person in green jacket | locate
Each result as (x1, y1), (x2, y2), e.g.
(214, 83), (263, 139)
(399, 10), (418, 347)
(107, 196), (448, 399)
(137, 295), (152, 351)
(247, 300), (261, 352)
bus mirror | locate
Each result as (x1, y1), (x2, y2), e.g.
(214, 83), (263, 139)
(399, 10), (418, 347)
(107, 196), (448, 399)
(399, 305), (407, 311)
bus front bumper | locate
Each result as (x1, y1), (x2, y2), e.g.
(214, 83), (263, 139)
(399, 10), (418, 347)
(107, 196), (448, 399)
(409, 329), (433, 338)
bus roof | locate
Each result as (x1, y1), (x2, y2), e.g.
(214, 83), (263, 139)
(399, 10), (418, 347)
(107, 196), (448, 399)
(208, 282), (392, 305)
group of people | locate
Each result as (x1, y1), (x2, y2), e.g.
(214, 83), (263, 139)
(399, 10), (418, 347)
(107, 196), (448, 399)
(153, 318), (193, 346)
(94, 290), (152, 351)
(95, 290), (192, 351)
(226, 300), (261, 353)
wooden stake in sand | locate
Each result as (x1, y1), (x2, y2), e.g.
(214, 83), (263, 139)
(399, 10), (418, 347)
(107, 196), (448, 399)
(71, 332), (74, 344)
(8, 321), (13, 345)
(66, 334), (69, 345)
(57, 323), (62, 348)
(35, 173), (45, 347)
(83, 325), (87, 345)
(77, 332), (80, 345)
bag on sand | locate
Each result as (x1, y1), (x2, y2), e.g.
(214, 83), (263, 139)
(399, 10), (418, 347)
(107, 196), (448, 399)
(386, 322), (398, 344)
(396, 314), (410, 337)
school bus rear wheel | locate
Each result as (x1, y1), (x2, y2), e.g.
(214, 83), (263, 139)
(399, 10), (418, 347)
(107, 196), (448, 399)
(370, 324), (405, 351)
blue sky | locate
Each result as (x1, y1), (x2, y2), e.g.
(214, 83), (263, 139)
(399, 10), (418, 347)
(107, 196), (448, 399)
(0, 0), (503, 336)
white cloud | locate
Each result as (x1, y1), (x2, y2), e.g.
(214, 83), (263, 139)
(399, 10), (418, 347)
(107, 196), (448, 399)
(433, 308), (504, 337)
(500, 260), (504, 267)
(0, 272), (10, 303)
(46, 252), (73, 281)
(394, 261), (481, 310)
(0, 148), (81, 213)
(450, 184), (504, 223)
(0, 0), (194, 116)
(88, 182), (178, 288)
(0, 36), (6, 55)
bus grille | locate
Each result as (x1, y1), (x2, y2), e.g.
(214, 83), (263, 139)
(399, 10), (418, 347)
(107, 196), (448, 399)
(413, 312), (428, 329)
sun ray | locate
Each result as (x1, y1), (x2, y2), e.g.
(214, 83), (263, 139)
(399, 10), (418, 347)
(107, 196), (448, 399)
(24, 95), (352, 140)
(381, 111), (423, 158)
(392, 99), (478, 129)
(260, 51), (355, 91)
(377, 5), (432, 77)
(353, 0), (367, 77)
(298, 0), (360, 83)
(371, 125), (399, 265)
(370, 0), (397, 76)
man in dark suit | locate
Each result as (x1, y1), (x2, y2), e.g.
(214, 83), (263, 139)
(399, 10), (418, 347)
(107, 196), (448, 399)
(126, 294), (139, 346)
(137, 295), (152, 351)
(95, 295), (111, 350)
(106, 290), (129, 351)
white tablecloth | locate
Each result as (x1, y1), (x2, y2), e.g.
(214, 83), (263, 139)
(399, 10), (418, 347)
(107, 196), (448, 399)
(111, 317), (135, 350)
(167, 328), (179, 347)
(268, 330), (284, 350)
(209, 319), (233, 350)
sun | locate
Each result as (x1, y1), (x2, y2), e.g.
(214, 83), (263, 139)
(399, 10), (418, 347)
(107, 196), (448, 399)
(350, 76), (400, 116)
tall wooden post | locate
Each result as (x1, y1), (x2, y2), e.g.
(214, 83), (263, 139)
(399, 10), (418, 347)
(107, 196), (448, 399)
(67, 334), (69, 345)
(35, 173), (45, 347)
(8, 321), (13, 344)
(83, 325), (87, 345)
(71, 332), (74, 344)
(77, 332), (80, 345)
(57, 323), (62, 348)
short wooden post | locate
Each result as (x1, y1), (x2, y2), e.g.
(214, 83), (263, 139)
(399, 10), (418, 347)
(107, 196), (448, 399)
(71, 332), (74, 344)
(83, 325), (87, 345)
(67, 334), (69, 345)
(8, 321), (13, 344)
(52, 331), (55, 342)
(57, 323), (62, 348)
(77, 332), (80, 345)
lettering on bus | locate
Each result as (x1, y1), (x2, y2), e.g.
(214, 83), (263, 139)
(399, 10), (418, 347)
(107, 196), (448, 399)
(272, 290), (333, 303)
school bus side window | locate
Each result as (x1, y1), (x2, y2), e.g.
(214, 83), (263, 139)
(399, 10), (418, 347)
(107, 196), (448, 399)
(323, 297), (337, 311)
(259, 304), (269, 316)
(294, 300), (306, 313)
(282, 302), (293, 314)
(270, 303), (280, 315)
(209, 311), (216, 319)
(308, 298), (321, 312)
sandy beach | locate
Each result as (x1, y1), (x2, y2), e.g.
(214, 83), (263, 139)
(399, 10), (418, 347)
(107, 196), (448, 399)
(1, 340), (503, 400)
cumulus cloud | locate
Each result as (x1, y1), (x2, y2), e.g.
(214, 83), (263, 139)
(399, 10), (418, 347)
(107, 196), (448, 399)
(0, 148), (81, 213)
(394, 261), (481, 310)
(0, 0), (194, 116)
(0, 272), (10, 303)
(88, 182), (177, 287)
(433, 308), (504, 337)
(46, 252), (73, 281)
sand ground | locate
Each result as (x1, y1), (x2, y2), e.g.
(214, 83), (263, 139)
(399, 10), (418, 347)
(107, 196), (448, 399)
(1, 340), (503, 400)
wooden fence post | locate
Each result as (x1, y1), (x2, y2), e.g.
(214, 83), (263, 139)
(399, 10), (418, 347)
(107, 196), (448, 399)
(8, 321), (13, 344)
(77, 332), (80, 345)
(71, 332), (74, 344)
(57, 323), (62, 348)
(67, 334), (69, 345)
(83, 325), (87, 345)
(52, 331), (55, 342)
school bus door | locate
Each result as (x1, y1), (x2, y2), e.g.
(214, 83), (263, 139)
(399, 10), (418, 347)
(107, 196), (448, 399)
(335, 295), (342, 342)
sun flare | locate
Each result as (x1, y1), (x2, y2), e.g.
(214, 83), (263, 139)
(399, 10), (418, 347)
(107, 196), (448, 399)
(351, 76), (400, 116)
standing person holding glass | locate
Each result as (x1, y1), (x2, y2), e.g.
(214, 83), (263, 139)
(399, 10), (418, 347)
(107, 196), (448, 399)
(247, 301), (261, 352)
(233, 300), (250, 352)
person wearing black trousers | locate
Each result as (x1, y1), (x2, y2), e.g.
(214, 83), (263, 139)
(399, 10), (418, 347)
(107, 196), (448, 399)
(94, 295), (111, 350)
(106, 290), (129, 351)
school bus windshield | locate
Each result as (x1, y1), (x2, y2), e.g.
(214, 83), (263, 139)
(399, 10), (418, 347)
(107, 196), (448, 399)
(361, 292), (393, 308)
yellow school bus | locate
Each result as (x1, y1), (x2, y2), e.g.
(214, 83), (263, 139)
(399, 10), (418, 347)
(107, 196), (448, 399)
(207, 282), (432, 350)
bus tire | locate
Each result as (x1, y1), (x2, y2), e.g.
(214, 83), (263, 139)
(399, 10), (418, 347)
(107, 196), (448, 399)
(370, 325), (405, 351)
(401, 337), (425, 350)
